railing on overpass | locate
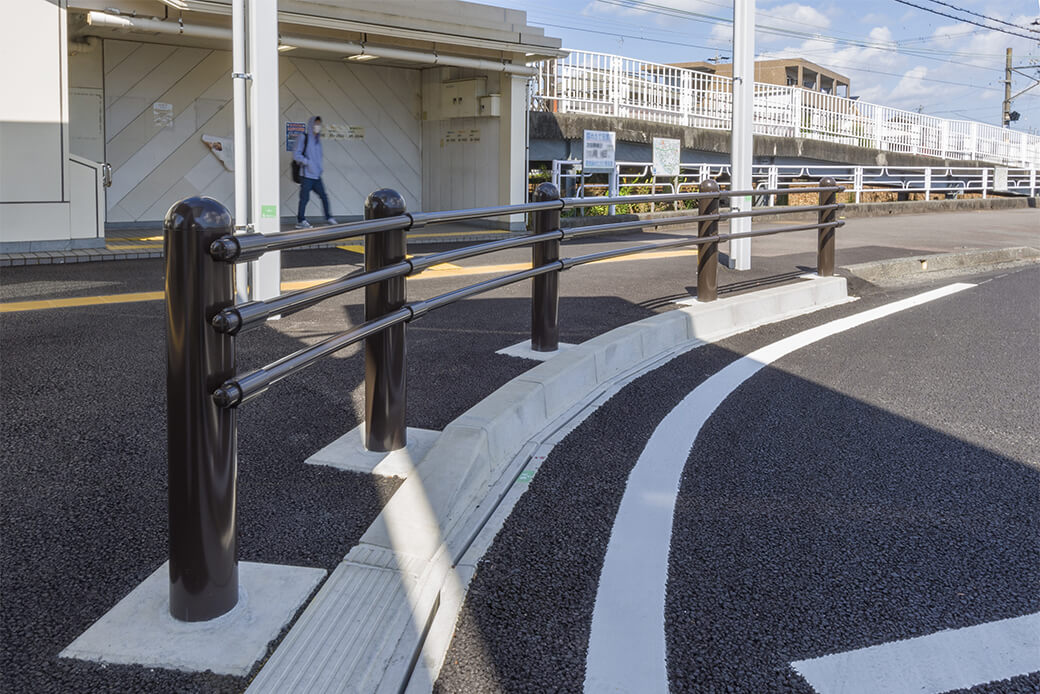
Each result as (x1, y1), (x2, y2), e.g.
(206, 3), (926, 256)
(163, 180), (843, 622)
(532, 50), (1040, 169)
(550, 160), (1040, 207)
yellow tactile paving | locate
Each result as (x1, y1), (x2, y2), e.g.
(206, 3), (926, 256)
(2, 248), (696, 313)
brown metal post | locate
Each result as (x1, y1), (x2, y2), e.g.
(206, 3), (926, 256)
(531, 182), (561, 351)
(165, 196), (238, 622)
(818, 177), (837, 276)
(364, 189), (408, 452)
(697, 178), (720, 302)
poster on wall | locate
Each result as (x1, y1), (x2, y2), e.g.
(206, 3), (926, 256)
(652, 137), (681, 177)
(582, 130), (616, 172)
(153, 102), (174, 129)
(285, 122), (306, 151)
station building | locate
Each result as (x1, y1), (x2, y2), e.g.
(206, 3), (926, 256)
(0, 0), (564, 252)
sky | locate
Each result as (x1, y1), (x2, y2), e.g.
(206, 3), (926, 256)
(504, 0), (1040, 132)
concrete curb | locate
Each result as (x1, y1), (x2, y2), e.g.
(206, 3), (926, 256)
(246, 276), (851, 694)
(843, 246), (1040, 284)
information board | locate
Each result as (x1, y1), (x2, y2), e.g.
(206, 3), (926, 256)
(285, 122), (306, 152)
(583, 130), (616, 172)
(652, 137), (681, 177)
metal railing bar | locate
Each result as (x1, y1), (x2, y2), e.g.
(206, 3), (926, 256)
(561, 221), (842, 269)
(407, 200), (564, 228)
(561, 203), (842, 238)
(562, 186), (840, 208)
(213, 307), (413, 408)
(408, 230), (564, 273)
(213, 261), (413, 334)
(210, 215), (412, 262)
(408, 262), (564, 319)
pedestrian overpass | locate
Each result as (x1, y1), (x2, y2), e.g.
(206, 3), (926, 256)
(528, 50), (1040, 200)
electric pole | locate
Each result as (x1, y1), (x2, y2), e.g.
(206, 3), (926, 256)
(729, 0), (754, 271)
(1003, 48), (1012, 128)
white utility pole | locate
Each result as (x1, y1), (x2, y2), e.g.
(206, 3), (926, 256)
(232, 0), (281, 303)
(231, 0), (249, 301)
(729, 0), (754, 271)
(246, 0), (281, 301)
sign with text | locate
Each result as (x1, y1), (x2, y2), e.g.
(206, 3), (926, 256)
(652, 137), (681, 177)
(285, 122), (306, 151)
(583, 130), (616, 172)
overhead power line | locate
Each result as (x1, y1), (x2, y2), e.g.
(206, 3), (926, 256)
(917, 0), (1040, 34)
(891, 0), (1040, 42)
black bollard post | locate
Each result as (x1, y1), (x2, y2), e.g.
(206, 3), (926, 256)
(364, 189), (408, 452)
(818, 177), (837, 276)
(531, 182), (561, 352)
(697, 179), (720, 302)
(164, 197), (238, 622)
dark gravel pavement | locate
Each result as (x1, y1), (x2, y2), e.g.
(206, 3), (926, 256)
(435, 265), (1040, 693)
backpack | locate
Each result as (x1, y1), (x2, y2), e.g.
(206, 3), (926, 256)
(291, 131), (309, 183)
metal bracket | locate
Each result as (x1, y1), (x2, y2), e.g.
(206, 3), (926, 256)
(232, 72), (253, 80)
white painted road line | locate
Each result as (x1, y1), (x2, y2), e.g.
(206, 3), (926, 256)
(791, 612), (1040, 694)
(583, 283), (977, 694)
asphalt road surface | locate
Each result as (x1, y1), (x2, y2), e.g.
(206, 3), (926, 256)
(1, 214), (1037, 693)
(435, 265), (1040, 694)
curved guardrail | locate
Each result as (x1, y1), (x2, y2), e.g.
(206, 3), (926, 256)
(162, 178), (843, 622)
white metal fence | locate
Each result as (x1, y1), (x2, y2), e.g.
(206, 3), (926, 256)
(533, 50), (1040, 168)
(549, 160), (1039, 207)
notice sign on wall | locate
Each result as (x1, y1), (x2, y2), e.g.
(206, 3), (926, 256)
(652, 137), (681, 177)
(286, 122), (306, 151)
(583, 130), (616, 172)
(153, 102), (174, 129)
(445, 128), (481, 143)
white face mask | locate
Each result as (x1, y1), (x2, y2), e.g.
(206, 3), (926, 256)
(313, 124), (322, 134)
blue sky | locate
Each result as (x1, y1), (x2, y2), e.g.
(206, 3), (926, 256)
(506, 0), (1040, 131)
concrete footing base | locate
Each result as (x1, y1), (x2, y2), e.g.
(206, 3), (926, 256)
(60, 561), (326, 676)
(495, 340), (576, 361)
(305, 425), (440, 478)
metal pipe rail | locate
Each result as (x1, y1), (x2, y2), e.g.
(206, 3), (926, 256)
(163, 178), (842, 622)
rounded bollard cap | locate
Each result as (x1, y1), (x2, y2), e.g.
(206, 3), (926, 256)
(819, 176), (837, 187)
(365, 188), (407, 219)
(699, 178), (720, 193)
(533, 181), (560, 202)
(164, 196), (233, 235)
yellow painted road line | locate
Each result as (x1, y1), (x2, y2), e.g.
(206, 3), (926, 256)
(3, 248), (696, 312)
(0, 291), (164, 313)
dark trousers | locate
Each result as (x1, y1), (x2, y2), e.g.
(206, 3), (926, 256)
(298, 176), (332, 221)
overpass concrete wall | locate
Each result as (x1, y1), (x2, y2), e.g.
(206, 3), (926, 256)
(530, 112), (996, 169)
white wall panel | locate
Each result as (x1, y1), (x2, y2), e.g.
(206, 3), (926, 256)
(103, 41), (422, 224)
(0, 0), (66, 203)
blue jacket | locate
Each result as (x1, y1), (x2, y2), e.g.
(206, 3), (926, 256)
(293, 116), (324, 179)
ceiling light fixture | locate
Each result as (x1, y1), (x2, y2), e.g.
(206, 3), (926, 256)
(347, 53), (378, 62)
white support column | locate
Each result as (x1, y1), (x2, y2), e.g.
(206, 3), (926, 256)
(729, 0), (755, 271)
(1030, 168), (1037, 197)
(981, 168), (989, 199)
(246, 0), (280, 301)
(854, 166), (863, 203)
(924, 167), (932, 201)
(231, 0), (250, 302)
(498, 73), (529, 231)
(767, 165), (778, 206)
(873, 108), (884, 151)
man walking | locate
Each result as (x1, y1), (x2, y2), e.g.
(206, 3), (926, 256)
(293, 115), (337, 228)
